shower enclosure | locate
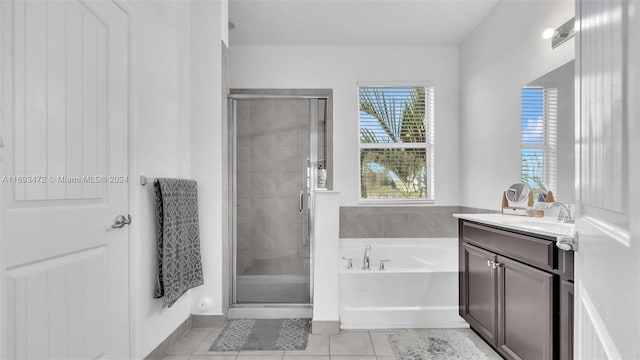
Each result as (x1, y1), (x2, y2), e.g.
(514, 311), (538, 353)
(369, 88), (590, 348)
(228, 91), (330, 315)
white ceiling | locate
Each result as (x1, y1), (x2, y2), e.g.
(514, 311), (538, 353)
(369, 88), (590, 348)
(229, 0), (500, 46)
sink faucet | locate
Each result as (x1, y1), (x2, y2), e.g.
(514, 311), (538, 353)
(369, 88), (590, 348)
(546, 202), (574, 223)
(362, 245), (372, 270)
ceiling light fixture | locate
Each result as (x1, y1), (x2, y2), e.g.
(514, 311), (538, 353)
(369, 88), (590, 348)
(542, 28), (556, 40)
(545, 17), (576, 49)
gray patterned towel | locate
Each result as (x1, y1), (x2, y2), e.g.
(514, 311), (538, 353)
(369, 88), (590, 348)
(153, 178), (203, 307)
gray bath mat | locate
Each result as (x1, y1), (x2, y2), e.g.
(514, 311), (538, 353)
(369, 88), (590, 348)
(389, 329), (490, 360)
(210, 318), (309, 351)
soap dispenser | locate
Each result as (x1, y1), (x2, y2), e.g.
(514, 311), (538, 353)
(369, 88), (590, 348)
(317, 164), (327, 189)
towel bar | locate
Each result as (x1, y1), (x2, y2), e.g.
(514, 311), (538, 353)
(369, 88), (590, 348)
(140, 175), (155, 186)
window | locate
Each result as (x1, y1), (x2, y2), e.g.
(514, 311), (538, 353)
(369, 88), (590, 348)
(358, 85), (435, 201)
(521, 86), (558, 200)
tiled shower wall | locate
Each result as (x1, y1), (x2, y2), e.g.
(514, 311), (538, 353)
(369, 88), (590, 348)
(236, 99), (310, 276)
(232, 89), (333, 279)
(339, 206), (495, 238)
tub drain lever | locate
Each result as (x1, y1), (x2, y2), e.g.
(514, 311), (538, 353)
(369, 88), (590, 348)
(379, 259), (391, 271)
(342, 257), (353, 269)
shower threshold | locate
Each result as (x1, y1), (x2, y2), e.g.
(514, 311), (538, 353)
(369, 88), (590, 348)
(229, 304), (313, 319)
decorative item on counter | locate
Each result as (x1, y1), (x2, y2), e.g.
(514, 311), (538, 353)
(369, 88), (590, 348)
(526, 207), (545, 217)
(537, 183), (556, 202)
(501, 183), (534, 216)
(546, 192), (555, 202)
(531, 201), (547, 217)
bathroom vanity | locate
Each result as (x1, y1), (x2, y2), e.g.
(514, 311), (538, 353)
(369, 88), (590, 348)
(454, 214), (574, 360)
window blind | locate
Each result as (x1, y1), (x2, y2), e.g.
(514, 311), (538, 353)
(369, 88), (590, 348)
(521, 86), (558, 199)
(359, 86), (435, 200)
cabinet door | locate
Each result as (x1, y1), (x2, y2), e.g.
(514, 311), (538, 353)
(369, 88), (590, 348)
(462, 243), (497, 345)
(497, 255), (555, 360)
(560, 281), (574, 360)
(560, 249), (574, 282)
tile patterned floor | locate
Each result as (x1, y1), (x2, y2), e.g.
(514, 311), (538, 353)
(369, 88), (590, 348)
(160, 324), (500, 360)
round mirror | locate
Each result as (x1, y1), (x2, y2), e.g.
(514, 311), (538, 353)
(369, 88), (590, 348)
(506, 183), (530, 203)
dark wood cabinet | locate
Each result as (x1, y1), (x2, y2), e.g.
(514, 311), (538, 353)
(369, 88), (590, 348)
(497, 255), (554, 360)
(462, 243), (497, 343)
(459, 219), (573, 360)
(560, 280), (574, 360)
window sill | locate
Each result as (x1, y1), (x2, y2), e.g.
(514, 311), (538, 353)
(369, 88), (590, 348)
(358, 199), (436, 206)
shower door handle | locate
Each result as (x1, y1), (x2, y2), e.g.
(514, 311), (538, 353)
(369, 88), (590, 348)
(298, 191), (304, 213)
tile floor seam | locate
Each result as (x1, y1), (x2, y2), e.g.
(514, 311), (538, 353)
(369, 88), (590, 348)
(367, 331), (377, 356)
(172, 326), (499, 359)
(189, 328), (212, 356)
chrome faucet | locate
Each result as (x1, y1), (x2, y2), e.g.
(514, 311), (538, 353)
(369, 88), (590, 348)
(362, 245), (372, 270)
(546, 202), (574, 223)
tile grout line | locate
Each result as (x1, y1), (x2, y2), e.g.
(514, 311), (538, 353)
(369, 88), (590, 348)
(368, 331), (378, 357)
(189, 328), (211, 357)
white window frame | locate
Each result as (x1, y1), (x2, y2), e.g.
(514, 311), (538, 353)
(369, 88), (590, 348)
(357, 81), (435, 204)
(521, 84), (558, 198)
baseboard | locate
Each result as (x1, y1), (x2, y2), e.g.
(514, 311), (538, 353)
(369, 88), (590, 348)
(311, 320), (340, 335)
(339, 321), (470, 330)
(192, 314), (228, 328)
(144, 316), (192, 360)
(229, 306), (313, 319)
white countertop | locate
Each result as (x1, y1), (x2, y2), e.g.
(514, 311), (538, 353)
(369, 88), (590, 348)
(453, 213), (575, 239)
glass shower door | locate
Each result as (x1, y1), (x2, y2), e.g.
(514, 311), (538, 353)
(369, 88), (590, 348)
(234, 98), (311, 304)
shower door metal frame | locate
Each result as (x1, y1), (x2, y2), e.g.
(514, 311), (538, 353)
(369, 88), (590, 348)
(228, 94), (328, 308)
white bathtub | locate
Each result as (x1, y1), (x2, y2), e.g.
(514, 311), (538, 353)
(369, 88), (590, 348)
(339, 238), (468, 329)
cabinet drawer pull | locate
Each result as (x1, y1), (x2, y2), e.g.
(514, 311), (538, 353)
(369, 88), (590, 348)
(487, 260), (492, 267)
(492, 261), (503, 269)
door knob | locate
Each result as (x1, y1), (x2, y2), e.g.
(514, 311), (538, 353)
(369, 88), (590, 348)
(112, 214), (131, 228)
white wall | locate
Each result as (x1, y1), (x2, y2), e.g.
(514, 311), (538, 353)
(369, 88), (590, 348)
(221, 0), (229, 46)
(459, 0), (575, 210)
(312, 191), (340, 322)
(132, 1), (225, 357)
(230, 45), (460, 206)
(189, 0), (227, 317)
(132, 2), (193, 358)
(0, 5), (5, 356)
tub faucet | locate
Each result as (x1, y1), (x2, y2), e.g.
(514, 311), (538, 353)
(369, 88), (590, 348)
(379, 259), (391, 271)
(362, 245), (372, 270)
(546, 202), (574, 223)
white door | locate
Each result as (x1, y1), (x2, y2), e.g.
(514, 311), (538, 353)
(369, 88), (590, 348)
(1, 0), (131, 358)
(575, 0), (640, 358)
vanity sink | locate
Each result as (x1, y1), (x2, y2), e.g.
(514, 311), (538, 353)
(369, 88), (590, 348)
(498, 217), (575, 237)
(453, 213), (575, 239)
